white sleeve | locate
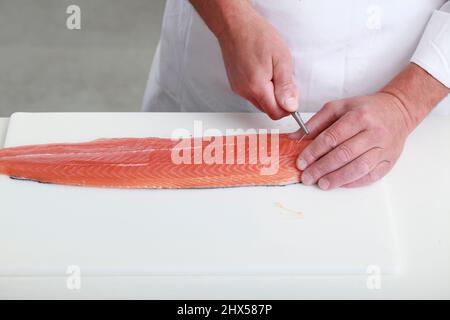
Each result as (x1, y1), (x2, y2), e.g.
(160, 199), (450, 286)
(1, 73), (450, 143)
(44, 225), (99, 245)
(411, 2), (450, 88)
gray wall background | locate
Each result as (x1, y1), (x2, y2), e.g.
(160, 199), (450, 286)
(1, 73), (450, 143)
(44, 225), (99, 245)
(0, 0), (166, 117)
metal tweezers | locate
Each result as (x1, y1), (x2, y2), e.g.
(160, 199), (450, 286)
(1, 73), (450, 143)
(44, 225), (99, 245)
(291, 111), (310, 139)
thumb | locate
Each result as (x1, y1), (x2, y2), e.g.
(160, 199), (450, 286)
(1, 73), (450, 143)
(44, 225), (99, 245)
(273, 56), (299, 112)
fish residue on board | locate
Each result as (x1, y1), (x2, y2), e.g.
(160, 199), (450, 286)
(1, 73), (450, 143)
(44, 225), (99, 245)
(275, 202), (304, 219)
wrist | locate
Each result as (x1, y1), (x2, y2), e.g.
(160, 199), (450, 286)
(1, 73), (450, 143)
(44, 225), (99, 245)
(379, 63), (450, 132)
(190, 0), (254, 39)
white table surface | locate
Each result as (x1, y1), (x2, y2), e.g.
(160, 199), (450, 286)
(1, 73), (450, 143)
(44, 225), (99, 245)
(0, 115), (449, 299)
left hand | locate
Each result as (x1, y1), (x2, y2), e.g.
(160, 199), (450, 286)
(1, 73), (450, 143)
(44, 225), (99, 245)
(290, 93), (411, 190)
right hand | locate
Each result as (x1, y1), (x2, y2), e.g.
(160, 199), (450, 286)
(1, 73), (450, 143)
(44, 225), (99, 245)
(216, 4), (299, 120)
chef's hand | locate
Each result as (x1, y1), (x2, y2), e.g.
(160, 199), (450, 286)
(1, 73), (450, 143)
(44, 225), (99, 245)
(291, 93), (409, 189)
(290, 63), (450, 190)
(190, 0), (298, 119)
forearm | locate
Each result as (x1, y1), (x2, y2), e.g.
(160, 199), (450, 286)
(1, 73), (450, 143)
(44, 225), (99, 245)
(189, 0), (252, 38)
(380, 63), (450, 132)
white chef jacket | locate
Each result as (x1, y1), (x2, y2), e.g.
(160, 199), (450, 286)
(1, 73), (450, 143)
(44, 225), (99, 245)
(142, 0), (450, 115)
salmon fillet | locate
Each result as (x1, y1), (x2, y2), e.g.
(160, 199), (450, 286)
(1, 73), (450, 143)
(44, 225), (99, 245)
(0, 134), (311, 189)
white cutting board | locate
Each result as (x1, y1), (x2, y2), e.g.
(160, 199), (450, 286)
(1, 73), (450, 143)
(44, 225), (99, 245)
(0, 112), (398, 276)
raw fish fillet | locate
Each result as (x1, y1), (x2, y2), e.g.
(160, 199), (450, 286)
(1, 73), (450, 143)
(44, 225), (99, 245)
(0, 134), (311, 189)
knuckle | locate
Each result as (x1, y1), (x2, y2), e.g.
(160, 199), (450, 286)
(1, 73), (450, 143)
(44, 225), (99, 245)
(356, 156), (372, 174)
(277, 82), (296, 93)
(335, 144), (354, 163)
(356, 107), (372, 124)
(309, 165), (321, 179)
(368, 161), (391, 183)
(329, 170), (348, 188)
(368, 170), (380, 182)
(302, 148), (316, 164)
(372, 126), (387, 140)
(306, 165), (321, 181)
(323, 100), (344, 116)
(322, 129), (339, 148)
(323, 101), (335, 112)
(328, 175), (342, 188)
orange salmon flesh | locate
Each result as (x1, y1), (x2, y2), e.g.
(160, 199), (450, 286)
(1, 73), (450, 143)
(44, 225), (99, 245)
(0, 134), (311, 189)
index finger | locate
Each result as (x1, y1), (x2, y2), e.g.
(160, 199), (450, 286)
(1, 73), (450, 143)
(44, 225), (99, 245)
(289, 101), (346, 140)
(297, 111), (365, 170)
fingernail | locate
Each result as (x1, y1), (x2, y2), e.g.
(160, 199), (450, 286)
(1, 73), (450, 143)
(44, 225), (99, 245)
(284, 97), (298, 112)
(301, 172), (314, 185)
(297, 158), (307, 170)
(318, 178), (330, 190)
